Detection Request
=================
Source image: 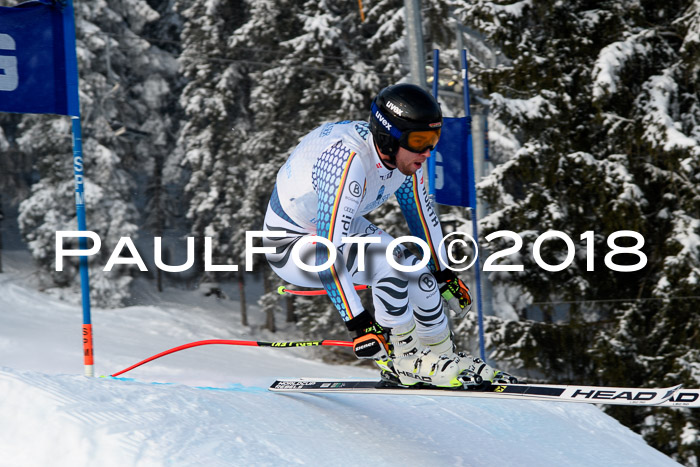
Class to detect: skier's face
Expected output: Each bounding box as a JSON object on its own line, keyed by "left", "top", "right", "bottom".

{"left": 393, "top": 145, "right": 431, "bottom": 176}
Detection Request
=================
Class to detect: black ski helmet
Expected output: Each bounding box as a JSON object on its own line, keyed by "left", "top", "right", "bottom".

{"left": 369, "top": 83, "right": 442, "bottom": 159}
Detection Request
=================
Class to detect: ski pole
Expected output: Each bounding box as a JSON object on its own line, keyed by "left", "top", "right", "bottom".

{"left": 110, "top": 338, "right": 353, "bottom": 377}
{"left": 277, "top": 285, "right": 370, "bottom": 296}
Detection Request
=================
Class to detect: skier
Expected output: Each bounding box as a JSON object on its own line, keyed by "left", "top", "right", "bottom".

{"left": 263, "top": 83, "right": 515, "bottom": 388}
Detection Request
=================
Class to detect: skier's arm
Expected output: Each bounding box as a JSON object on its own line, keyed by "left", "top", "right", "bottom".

{"left": 312, "top": 144, "right": 389, "bottom": 358}
{"left": 312, "top": 143, "right": 368, "bottom": 325}
{"left": 394, "top": 166, "right": 446, "bottom": 272}
{"left": 395, "top": 166, "right": 472, "bottom": 318}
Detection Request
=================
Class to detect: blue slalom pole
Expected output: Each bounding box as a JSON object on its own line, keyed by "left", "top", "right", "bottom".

{"left": 461, "top": 49, "right": 486, "bottom": 362}
{"left": 62, "top": 0, "right": 94, "bottom": 376}
{"left": 428, "top": 49, "right": 439, "bottom": 199}
{"left": 72, "top": 118, "right": 94, "bottom": 376}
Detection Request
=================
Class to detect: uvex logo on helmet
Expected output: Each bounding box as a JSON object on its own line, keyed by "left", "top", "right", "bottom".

{"left": 375, "top": 110, "right": 392, "bottom": 131}
{"left": 386, "top": 101, "right": 403, "bottom": 116}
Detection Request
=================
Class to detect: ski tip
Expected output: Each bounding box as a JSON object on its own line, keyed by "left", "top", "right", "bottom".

{"left": 660, "top": 387, "right": 700, "bottom": 408}
{"left": 663, "top": 384, "right": 684, "bottom": 400}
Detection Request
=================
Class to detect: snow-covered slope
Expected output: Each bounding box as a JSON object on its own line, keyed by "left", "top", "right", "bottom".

{"left": 0, "top": 252, "right": 680, "bottom": 466}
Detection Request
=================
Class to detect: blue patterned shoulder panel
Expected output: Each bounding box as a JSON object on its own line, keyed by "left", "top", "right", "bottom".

{"left": 354, "top": 121, "right": 370, "bottom": 140}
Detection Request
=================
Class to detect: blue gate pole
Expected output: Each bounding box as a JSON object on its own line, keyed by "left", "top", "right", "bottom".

{"left": 72, "top": 118, "right": 94, "bottom": 377}
{"left": 63, "top": 0, "right": 94, "bottom": 376}
{"left": 461, "top": 49, "right": 486, "bottom": 362}
{"left": 428, "top": 49, "right": 439, "bottom": 199}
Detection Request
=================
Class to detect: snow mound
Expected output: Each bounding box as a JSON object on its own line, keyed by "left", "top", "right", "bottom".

{"left": 0, "top": 367, "right": 680, "bottom": 466}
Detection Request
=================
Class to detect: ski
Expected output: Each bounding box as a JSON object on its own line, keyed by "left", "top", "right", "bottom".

{"left": 269, "top": 378, "right": 684, "bottom": 407}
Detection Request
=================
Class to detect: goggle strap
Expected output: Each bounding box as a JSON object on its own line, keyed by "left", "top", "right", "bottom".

{"left": 371, "top": 102, "right": 403, "bottom": 140}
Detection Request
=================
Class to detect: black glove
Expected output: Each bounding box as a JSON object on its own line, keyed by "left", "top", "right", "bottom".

{"left": 434, "top": 269, "right": 472, "bottom": 320}
{"left": 345, "top": 312, "right": 390, "bottom": 360}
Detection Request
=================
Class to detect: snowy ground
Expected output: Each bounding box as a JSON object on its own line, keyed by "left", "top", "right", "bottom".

{"left": 0, "top": 250, "right": 681, "bottom": 466}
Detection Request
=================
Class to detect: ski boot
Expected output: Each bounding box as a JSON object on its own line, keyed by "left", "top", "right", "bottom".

{"left": 388, "top": 326, "right": 467, "bottom": 388}
{"left": 374, "top": 320, "right": 426, "bottom": 386}
{"left": 377, "top": 323, "right": 517, "bottom": 389}
{"left": 455, "top": 355, "right": 518, "bottom": 389}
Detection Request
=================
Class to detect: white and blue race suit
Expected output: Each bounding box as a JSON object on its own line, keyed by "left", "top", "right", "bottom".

{"left": 263, "top": 120, "right": 450, "bottom": 338}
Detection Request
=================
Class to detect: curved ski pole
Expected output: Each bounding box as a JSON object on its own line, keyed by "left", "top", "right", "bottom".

{"left": 110, "top": 339, "right": 353, "bottom": 377}
{"left": 277, "top": 285, "right": 371, "bottom": 296}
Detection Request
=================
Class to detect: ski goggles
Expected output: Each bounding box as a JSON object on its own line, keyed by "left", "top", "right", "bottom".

{"left": 399, "top": 129, "right": 441, "bottom": 153}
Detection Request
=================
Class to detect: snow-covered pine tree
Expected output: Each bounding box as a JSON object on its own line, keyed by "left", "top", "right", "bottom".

{"left": 0, "top": 113, "right": 31, "bottom": 273}
{"left": 451, "top": 0, "right": 700, "bottom": 462}
{"left": 227, "top": 0, "right": 307, "bottom": 331}
{"left": 174, "top": 0, "right": 252, "bottom": 309}
{"left": 138, "top": 0, "right": 185, "bottom": 294}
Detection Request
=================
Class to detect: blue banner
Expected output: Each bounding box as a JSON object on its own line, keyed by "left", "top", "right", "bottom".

{"left": 433, "top": 116, "right": 475, "bottom": 208}
{"left": 0, "top": 1, "right": 77, "bottom": 116}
